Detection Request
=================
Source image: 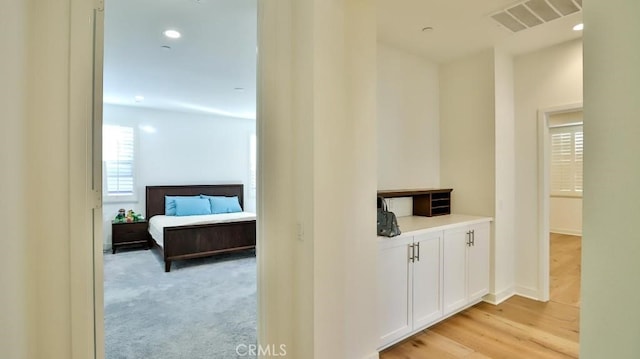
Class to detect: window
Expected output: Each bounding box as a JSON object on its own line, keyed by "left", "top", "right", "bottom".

{"left": 249, "top": 133, "right": 257, "bottom": 197}
{"left": 103, "top": 125, "right": 135, "bottom": 200}
{"left": 550, "top": 124, "right": 583, "bottom": 196}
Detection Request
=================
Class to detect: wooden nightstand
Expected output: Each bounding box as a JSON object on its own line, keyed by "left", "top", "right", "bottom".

{"left": 112, "top": 220, "right": 151, "bottom": 254}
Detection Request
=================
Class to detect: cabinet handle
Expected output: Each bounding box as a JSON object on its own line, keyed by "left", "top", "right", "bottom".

{"left": 472, "top": 230, "right": 475, "bottom": 246}
{"left": 416, "top": 242, "right": 420, "bottom": 262}
{"left": 466, "top": 231, "right": 471, "bottom": 247}
{"left": 408, "top": 244, "right": 415, "bottom": 263}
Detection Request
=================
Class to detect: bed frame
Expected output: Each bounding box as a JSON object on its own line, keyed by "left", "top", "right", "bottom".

{"left": 146, "top": 184, "right": 256, "bottom": 272}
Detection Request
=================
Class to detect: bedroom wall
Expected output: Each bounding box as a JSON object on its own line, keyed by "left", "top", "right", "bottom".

{"left": 0, "top": 1, "right": 34, "bottom": 358}
{"left": 513, "top": 39, "right": 583, "bottom": 297}
{"left": 102, "top": 104, "right": 256, "bottom": 250}
{"left": 377, "top": 42, "right": 440, "bottom": 191}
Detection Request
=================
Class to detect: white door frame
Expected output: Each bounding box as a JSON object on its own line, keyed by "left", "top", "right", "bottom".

{"left": 69, "top": 0, "right": 313, "bottom": 356}
{"left": 70, "top": 1, "right": 268, "bottom": 357}
{"left": 69, "top": 0, "right": 105, "bottom": 358}
{"left": 537, "top": 102, "right": 583, "bottom": 302}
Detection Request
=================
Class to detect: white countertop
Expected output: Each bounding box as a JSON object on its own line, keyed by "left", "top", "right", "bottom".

{"left": 378, "top": 214, "right": 493, "bottom": 240}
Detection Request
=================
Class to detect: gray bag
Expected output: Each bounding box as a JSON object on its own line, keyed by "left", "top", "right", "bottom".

{"left": 377, "top": 197, "right": 401, "bottom": 237}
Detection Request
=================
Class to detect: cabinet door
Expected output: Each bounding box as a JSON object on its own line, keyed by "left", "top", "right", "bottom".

{"left": 378, "top": 237, "right": 413, "bottom": 348}
{"left": 412, "top": 231, "right": 442, "bottom": 329}
{"left": 467, "top": 222, "right": 490, "bottom": 301}
{"left": 443, "top": 226, "right": 468, "bottom": 316}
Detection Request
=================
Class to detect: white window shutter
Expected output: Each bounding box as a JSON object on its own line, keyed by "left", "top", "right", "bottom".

{"left": 249, "top": 134, "right": 257, "bottom": 197}
{"left": 103, "top": 125, "right": 135, "bottom": 197}
{"left": 574, "top": 131, "right": 583, "bottom": 192}
{"left": 550, "top": 125, "right": 583, "bottom": 196}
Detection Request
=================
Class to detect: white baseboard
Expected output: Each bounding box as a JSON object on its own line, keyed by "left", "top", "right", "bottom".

{"left": 483, "top": 287, "right": 516, "bottom": 305}
{"left": 550, "top": 228, "right": 582, "bottom": 236}
{"left": 363, "top": 352, "right": 380, "bottom": 359}
{"left": 515, "top": 285, "right": 544, "bottom": 301}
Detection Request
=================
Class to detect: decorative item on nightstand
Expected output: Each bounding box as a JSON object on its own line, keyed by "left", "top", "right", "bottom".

{"left": 113, "top": 209, "right": 144, "bottom": 223}
{"left": 114, "top": 208, "right": 126, "bottom": 223}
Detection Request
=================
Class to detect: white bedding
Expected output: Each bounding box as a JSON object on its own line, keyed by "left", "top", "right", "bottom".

{"left": 148, "top": 212, "right": 256, "bottom": 247}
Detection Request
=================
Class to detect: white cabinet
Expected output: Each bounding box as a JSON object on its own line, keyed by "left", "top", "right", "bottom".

{"left": 378, "top": 232, "right": 442, "bottom": 348}
{"left": 443, "top": 222, "right": 490, "bottom": 316}
{"left": 442, "top": 225, "right": 468, "bottom": 315}
{"left": 378, "top": 236, "right": 413, "bottom": 346}
{"left": 412, "top": 233, "right": 442, "bottom": 329}
{"left": 467, "top": 222, "right": 490, "bottom": 301}
{"left": 378, "top": 217, "right": 492, "bottom": 350}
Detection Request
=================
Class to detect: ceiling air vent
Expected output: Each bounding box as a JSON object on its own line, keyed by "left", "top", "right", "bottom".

{"left": 490, "top": 0, "right": 582, "bottom": 33}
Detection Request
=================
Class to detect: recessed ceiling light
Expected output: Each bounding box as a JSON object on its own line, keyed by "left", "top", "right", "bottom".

{"left": 573, "top": 23, "right": 584, "bottom": 31}
{"left": 163, "top": 29, "right": 181, "bottom": 39}
{"left": 134, "top": 95, "right": 144, "bottom": 102}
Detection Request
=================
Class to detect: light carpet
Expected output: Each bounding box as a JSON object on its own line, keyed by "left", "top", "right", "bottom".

{"left": 104, "top": 247, "right": 257, "bottom": 359}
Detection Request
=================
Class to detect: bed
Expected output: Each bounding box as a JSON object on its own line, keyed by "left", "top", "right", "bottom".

{"left": 146, "top": 184, "right": 256, "bottom": 272}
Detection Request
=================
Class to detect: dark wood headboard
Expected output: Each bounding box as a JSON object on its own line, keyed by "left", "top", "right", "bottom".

{"left": 145, "top": 184, "right": 245, "bottom": 219}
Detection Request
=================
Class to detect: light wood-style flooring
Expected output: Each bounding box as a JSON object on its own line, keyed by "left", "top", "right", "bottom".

{"left": 380, "top": 233, "right": 581, "bottom": 359}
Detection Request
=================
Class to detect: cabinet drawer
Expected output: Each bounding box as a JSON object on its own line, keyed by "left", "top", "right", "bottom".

{"left": 114, "top": 231, "right": 148, "bottom": 243}
{"left": 112, "top": 222, "right": 149, "bottom": 243}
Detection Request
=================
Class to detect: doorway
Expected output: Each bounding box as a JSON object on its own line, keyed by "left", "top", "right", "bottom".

{"left": 537, "top": 104, "right": 583, "bottom": 303}
{"left": 100, "top": 0, "right": 258, "bottom": 357}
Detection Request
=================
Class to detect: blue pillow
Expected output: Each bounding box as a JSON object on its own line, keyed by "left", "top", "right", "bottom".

{"left": 202, "top": 195, "right": 243, "bottom": 214}
{"left": 165, "top": 195, "right": 200, "bottom": 216}
{"left": 174, "top": 197, "right": 212, "bottom": 216}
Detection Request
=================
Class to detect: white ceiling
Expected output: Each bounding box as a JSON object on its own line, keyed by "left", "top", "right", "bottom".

{"left": 103, "top": 0, "right": 582, "bottom": 117}
{"left": 103, "top": 0, "right": 258, "bottom": 119}
{"left": 378, "top": 0, "right": 583, "bottom": 63}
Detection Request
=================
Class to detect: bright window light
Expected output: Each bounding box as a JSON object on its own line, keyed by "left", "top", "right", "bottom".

{"left": 139, "top": 125, "right": 156, "bottom": 133}
{"left": 103, "top": 125, "right": 135, "bottom": 198}
{"left": 573, "top": 23, "right": 584, "bottom": 31}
